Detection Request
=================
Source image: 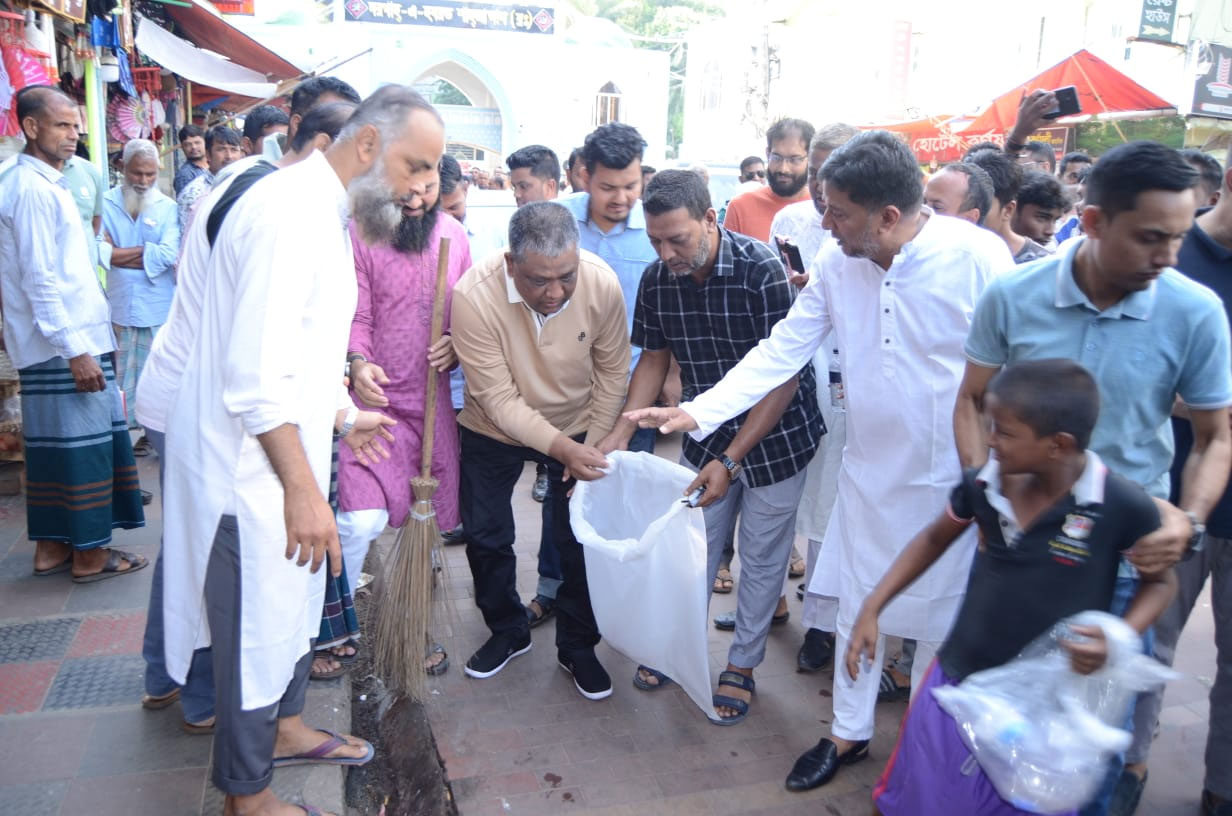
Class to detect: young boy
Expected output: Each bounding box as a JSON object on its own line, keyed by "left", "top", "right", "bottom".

{"left": 845, "top": 359, "right": 1177, "bottom": 816}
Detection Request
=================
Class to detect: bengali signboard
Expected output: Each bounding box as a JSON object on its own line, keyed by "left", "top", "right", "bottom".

{"left": 1138, "top": 0, "right": 1177, "bottom": 43}
{"left": 901, "top": 125, "right": 1069, "bottom": 164}
{"left": 1193, "top": 42, "right": 1232, "bottom": 120}
{"left": 343, "top": 0, "right": 555, "bottom": 34}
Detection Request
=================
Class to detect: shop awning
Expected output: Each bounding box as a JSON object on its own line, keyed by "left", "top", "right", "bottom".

{"left": 162, "top": 0, "right": 302, "bottom": 81}
{"left": 135, "top": 16, "right": 279, "bottom": 99}
{"left": 965, "top": 49, "right": 1175, "bottom": 133}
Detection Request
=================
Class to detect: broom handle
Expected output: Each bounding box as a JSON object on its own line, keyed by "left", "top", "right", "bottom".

{"left": 420, "top": 236, "right": 451, "bottom": 479}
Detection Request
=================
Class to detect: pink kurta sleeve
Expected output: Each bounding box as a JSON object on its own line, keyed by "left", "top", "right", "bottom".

{"left": 347, "top": 221, "right": 376, "bottom": 359}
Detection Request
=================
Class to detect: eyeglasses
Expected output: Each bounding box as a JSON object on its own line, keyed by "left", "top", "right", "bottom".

{"left": 768, "top": 152, "right": 808, "bottom": 167}
{"left": 742, "top": 170, "right": 766, "bottom": 180}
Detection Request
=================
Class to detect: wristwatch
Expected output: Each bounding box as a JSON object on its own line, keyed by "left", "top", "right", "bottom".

{"left": 718, "top": 454, "right": 743, "bottom": 483}
{"left": 1184, "top": 510, "right": 1206, "bottom": 559}
{"left": 346, "top": 353, "right": 367, "bottom": 380}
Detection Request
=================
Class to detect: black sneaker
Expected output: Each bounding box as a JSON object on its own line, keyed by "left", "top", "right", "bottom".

{"left": 463, "top": 632, "right": 532, "bottom": 679}
{"left": 557, "top": 650, "right": 612, "bottom": 700}
{"left": 531, "top": 465, "right": 549, "bottom": 503}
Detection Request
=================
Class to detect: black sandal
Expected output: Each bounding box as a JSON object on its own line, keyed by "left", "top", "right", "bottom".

{"left": 525, "top": 594, "right": 556, "bottom": 628}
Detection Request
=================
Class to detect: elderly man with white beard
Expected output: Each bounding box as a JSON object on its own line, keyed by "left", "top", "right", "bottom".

{"left": 160, "top": 86, "right": 443, "bottom": 816}
{"left": 101, "top": 138, "right": 180, "bottom": 437}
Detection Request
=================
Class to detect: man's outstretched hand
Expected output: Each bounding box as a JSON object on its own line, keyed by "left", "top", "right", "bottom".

{"left": 623, "top": 406, "right": 700, "bottom": 434}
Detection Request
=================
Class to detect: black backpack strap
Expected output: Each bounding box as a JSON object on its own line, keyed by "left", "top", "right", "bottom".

{"left": 206, "top": 160, "right": 278, "bottom": 248}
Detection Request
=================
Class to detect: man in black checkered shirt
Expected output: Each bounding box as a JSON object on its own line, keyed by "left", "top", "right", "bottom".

{"left": 598, "top": 169, "right": 824, "bottom": 726}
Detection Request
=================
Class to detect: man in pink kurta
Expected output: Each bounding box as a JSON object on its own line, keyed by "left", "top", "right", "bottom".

{"left": 336, "top": 209, "right": 471, "bottom": 601}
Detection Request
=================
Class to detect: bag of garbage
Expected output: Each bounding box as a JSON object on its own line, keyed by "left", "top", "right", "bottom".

{"left": 570, "top": 450, "right": 712, "bottom": 715}
{"left": 931, "top": 610, "right": 1177, "bottom": 814}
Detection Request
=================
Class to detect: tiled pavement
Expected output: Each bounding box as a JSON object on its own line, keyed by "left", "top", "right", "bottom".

{"left": 0, "top": 446, "right": 349, "bottom": 816}
{"left": 425, "top": 434, "right": 1225, "bottom": 816}
{"left": 0, "top": 432, "right": 1223, "bottom": 815}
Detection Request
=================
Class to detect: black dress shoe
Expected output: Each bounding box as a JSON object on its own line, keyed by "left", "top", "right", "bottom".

{"left": 796, "top": 628, "right": 835, "bottom": 673}
{"left": 784, "top": 737, "right": 869, "bottom": 792}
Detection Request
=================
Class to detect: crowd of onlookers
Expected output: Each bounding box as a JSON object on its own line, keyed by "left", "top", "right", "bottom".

{"left": 2, "top": 75, "right": 1230, "bottom": 816}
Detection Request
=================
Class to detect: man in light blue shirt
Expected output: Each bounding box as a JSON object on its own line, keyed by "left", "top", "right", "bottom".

{"left": 953, "top": 141, "right": 1232, "bottom": 816}
{"left": 557, "top": 122, "right": 660, "bottom": 453}
{"left": 101, "top": 138, "right": 180, "bottom": 435}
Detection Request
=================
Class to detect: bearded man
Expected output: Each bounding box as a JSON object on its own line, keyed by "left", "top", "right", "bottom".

{"left": 101, "top": 139, "right": 180, "bottom": 436}
{"left": 337, "top": 148, "right": 472, "bottom": 674}
{"left": 160, "top": 86, "right": 441, "bottom": 816}
{"left": 722, "top": 118, "right": 815, "bottom": 243}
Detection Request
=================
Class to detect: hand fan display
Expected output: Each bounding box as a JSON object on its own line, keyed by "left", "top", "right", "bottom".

{"left": 107, "top": 93, "right": 151, "bottom": 142}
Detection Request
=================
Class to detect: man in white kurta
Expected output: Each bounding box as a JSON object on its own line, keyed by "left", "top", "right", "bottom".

{"left": 629, "top": 131, "right": 1013, "bottom": 791}
{"left": 160, "top": 86, "right": 445, "bottom": 812}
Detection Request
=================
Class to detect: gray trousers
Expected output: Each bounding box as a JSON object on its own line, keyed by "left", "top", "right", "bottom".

{"left": 688, "top": 456, "right": 807, "bottom": 669}
{"left": 1127, "top": 535, "right": 1232, "bottom": 798}
{"left": 206, "top": 515, "right": 313, "bottom": 796}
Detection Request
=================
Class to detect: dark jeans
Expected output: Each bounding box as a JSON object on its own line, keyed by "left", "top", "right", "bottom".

{"left": 460, "top": 426, "right": 600, "bottom": 655}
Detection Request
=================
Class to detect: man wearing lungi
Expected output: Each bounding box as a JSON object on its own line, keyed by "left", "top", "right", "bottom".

{"left": 0, "top": 86, "right": 146, "bottom": 582}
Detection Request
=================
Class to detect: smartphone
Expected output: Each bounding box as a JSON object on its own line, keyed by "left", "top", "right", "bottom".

{"left": 1042, "top": 86, "right": 1081, "bottom": 119}
{"left": 775, "top": 236, "right": 806, "bottom": 275}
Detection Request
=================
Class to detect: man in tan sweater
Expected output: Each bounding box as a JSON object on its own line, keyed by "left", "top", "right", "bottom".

{"left": 451, "top": 201, "right": 631, "bottom": 699}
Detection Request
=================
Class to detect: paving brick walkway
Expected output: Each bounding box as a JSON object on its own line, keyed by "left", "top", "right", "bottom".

{"left": 0, "top": 448, "right": 349, "bottom": 816}
{"left": 0, "top": 433, "right": 1221, "bottom": 814}
{"left": 425, "top": 435, "right": 1223, "bottom": 816}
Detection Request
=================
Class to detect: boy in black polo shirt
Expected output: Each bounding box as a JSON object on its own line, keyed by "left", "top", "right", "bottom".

{"left": 843, "top": 359, "right": 1176, "bottom": 816}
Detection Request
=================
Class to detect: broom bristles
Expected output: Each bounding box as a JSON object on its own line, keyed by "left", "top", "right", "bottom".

{"left": 372, "top": 476, "right": 440, "bottom": 701}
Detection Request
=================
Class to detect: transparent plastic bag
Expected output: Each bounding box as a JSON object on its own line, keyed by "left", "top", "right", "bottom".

{"left": 569, "top": 451, "right": 712, "bottom": 715}
{"left": 932, "top": 611, "right": 1177, "bottom": 814}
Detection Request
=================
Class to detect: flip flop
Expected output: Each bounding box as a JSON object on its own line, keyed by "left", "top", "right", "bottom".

{"left": 310, "top": 652, "right": 350, "bottom": 681}
{"left": 711, "top": 670, "right": 755, "bottom": 726}
{"left": 425, "top": 642, "right": 449, "bottom": 676}
{"left": 272, "top": 729, "right": 374, "bottom": 768}
{"left": 632, "top": 665, "right": 674, "bottom": 691}
{"left": 877, "top": 668, "right": 911, "bottom": 703}
{"left": 72, "top": 549, "right": 148, "bottom": 583}
{"left": 788, "top": 556, "right": 806, "bottom": 578}
{"left": 713, "top": 609, "right": 789, "bottom": 631}
{"left": 141, "top": 688, "right": 180, "bottom": 710}
{"left": 713, "top": 567, "right": 734, "bottom": 594}
{"left": 182, "top": 715, "right": 215, "bottom": 735}
{"left": 33, "top": 552, "right": 73, "bottom": 576}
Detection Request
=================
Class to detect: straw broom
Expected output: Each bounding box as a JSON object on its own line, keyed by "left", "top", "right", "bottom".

{"left": 372, "top": 235, "right": 451, "bottom": 701}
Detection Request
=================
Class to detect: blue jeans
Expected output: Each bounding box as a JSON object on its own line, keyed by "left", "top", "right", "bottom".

{"left": 140, "top": 429, "right": 215, "bottom": 723}
{"left": 1079, "top": 572, "right": 1153, "bottom": 816}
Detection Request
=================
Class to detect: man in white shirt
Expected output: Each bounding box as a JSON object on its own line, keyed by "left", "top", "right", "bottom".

{"left": 627, "top": 131, "right": 1013, "bottom": 791}
{"left": 767, "top": 122, "right": 858, "bottom": 674}
{"left": 0, "top": 86, "right": 147, "bottom": 583}
{"left": 159, "top": 86, "right": 441, "bottom": 816}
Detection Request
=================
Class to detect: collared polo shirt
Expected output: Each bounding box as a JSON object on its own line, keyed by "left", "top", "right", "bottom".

{"left": 938, "top": 451, "right": 1160, "bottom": 680}
{"left": 966, "top": 236, "right": 1232, "bottom": 499}
{"left": 633, "top": 228, "right": 823, "bottom": 487}
{"left": 1170, "top": 210, "right": 1232, "bottom": 536}
{"left": 557, "top": 192, "right": 657, "bottom": 372}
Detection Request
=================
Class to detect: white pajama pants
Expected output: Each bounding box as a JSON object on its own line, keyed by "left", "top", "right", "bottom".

{"left": 336, "top": 508, "right": 390, "bottom": 598}
{"left": 830, "top": 630, "right": 938, "bottom": 741}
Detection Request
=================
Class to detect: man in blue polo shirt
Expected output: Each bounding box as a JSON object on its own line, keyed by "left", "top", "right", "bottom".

{"left": 953, "top": 141, "right": 1232, "bottom": 816}
{"left": 1133, "top": 159, "right": 1232, "bottom": 816}
{"left": 558, "top": 122, "right": 663, "bottom": 454}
